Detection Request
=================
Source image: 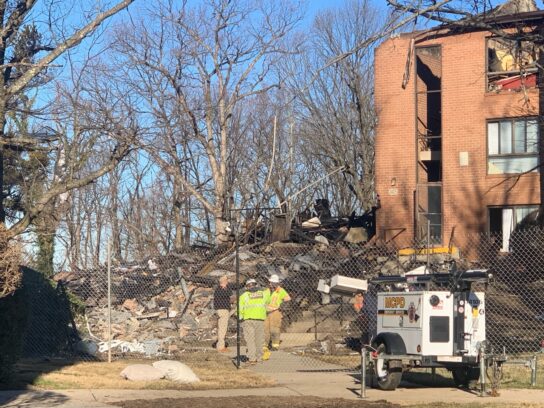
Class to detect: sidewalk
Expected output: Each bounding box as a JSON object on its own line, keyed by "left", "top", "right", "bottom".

{"left": 2, "top": 350, "right": 544, "bottom": 407}
{"left": 3, "top": 384, "right": 544, "bottom": 407}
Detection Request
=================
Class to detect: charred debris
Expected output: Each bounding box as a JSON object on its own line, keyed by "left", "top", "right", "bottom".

{"left": 52, "top": 199, "right": 462, "bottom": 357}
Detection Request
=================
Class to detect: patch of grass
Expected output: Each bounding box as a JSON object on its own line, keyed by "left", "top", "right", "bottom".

{"left": 407, "top": 404, "right": 543, "bottom": 408}
{"left": 8, "top": 353, "right": 275, "bottom": 390}
{"left": 309, "top": 352, "right": 544, "bottom": 389}
{"left": 401, "top": 356, "right": 544, "bottom": 389}
{"left": 302, "top": 353, "right": 361, "bottom": 368}
{"left": 32, "top": 376, "right": 80, "bottom": 389}
{"left": 493, "top": 354, "right": 543, "bottom": 389}
{"left": 402, "top": 361, "right": 544, "bottom": 390}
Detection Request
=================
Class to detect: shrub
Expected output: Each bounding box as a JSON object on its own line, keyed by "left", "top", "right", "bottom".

{"left": 0, "top": 225, "right": 25, "bottom": 382}
{"left": 0, "top": 283, "right": 27, "bottom": 382}
{"left": 0, "top": 225, "right": 22, "bottom": 298}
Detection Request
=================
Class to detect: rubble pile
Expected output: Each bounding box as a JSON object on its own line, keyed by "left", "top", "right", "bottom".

{"left": 55, "top": 241, "right": 459, "bottom": 358}
{"left": 79, "top": 284, "right": 216, "bottom": 356}
{"left": 54, "top": 250, "right": 226, "bottom": 307}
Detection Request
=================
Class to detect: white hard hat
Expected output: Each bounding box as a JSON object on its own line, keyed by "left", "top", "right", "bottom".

{"left": 246, "top": 279, "right": 257, "bottom": 286}
{"left": 268, "top": 274, "right": 280, "bottom": 283}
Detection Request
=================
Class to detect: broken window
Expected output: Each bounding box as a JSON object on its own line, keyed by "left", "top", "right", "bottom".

{"left": 488, "top": 206, "right": 538, "bottom": 252}
{"left": 416, "top": 183, "right": 442, "bottom": 245}
{"left": 416, "top": 46, "right": 442, "bottom": 183}
{"left": 487, "top": 37, "right": 538, "bottom": 92}
{"left": 416, "top": 46, "right": 442, "bottom": 244}
{"left": 487, "top": 118, "right": 539, "bottom": 174}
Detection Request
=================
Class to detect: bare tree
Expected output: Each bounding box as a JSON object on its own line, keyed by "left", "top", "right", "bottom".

{"left": 0, "top": 0, "right": 135, "bottom": 243}
{"left": 24, "top": 56, "right": 140, "bottom": 275}
{"left": 112, "top": 0, "right": 303, "bottom": 244}
{"left": 282, "top": 0, "right": 385, "bottom": 215}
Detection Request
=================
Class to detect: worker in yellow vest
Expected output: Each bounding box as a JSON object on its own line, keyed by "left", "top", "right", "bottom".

{"left": 264, "top": 274, "right": 291, "bottom": 351}
{"left": 239, "top": 279, "right": 270, "bottom": 364}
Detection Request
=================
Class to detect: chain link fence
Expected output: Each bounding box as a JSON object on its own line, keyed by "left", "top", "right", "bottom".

{"left": 8, "top": 227, "right": 544, "bottom": 377}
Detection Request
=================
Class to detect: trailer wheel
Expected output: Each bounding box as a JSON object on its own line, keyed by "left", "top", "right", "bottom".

{"left": 374, "top": 343, "right": 403, "bottom": 390}
{"left": 452, "top": 367, "right": 480, "bottom": 388}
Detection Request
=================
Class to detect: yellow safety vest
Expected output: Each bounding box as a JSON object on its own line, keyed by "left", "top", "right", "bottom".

{"left": 265, "top": 287, "right": 289, "bottom": 310}
{"left": 239, "top": 290, "right": 269, "bottom": 320}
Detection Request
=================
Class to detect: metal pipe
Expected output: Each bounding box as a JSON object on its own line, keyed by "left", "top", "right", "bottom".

{"left": 360, "top": 348, "right": 367, "bottom": 399}
{"left": 369, "top": 354, "right": 421, "bottom": 361}
{"left": 531, "top": 355, "right": 537, "bottom": 387}
{"left": 479, "top": 345, "right": 486, "bottom": 397}
{"left": 107, "top": 239, "right": 112, "bottom": 364}
{"left": 278, "top": 165, "right": 346, "bottom": 208}
{"left": 426, "top": 220, "right": 430, "bottom": 274}
{"left": 503, "top": 360, "right": 532, "bottom": 365}
{"left": 314, "top": 310, "right": 318, "bottom": 341}
{"left": 235, "top": 226, "right": 241, "bottom": 369}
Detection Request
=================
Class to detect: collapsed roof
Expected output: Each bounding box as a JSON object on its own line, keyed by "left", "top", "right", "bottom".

{"left": 490, "top": 0, "right": 538, "bottom": 16}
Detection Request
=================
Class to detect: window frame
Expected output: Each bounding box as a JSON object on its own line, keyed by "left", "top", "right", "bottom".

{"left": 487, "top": 205, "right": 539, "bottom": 252}
{"left": 486, "top": 36, "right": 539, "bottom": 92}
{"left": 488, "top": 205, "right": 538, "bottom": 229}
{"left": 486, "top": 117, "right": 539, "bottom": 175}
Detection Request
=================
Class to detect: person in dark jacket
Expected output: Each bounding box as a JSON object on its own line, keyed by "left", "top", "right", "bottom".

{"left": 351, "top": 291, "right": 370, "bottom": 345}
{"left": 214, "top": 275, "right": 233, "bottom": 352}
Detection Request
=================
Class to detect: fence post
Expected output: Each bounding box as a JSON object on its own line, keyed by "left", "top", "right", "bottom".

{"left": 107, "top": 238, "right": 112, "bottom": 364}
{"left": 235, "top": 225, "right": 241, "bottom": 369}
{"left": 531, "top": 355, "right": 537, "bottom": 387}
{"left": 360, "top": 347, "right": 367, "bottom": 399}
{"left": 426, "top": 220, "right": 430, "bottom": 273}
{"left": 314, "top": 310, "right": 318, "bottom": 341}
{"left": 479, "top": 344, "right": 486, "bottom": 397}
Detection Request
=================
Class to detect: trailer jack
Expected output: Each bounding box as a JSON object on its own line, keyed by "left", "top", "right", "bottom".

{"left": 479, "top": 346, "right": 507, "bottom": 397}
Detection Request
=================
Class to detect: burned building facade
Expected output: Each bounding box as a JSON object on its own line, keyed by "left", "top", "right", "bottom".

{"left": 374, "top": 3, "right": 542, "bottom": 252}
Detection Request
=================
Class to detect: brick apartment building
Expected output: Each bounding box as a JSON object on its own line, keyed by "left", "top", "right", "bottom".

{"left": 374, "top": 0, "right": 543, "bottom": 252}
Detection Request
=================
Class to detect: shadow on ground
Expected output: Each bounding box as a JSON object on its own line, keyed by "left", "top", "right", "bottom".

{"left": 0, "top": 267, "right": 87, "bottom": 390}
{"left": 0, "top": 390, "right": 70, "bottom": 407}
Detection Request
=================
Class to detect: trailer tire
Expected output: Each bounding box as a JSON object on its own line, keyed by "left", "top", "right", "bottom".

{"left": 452, "top": 367, "right": 480, "bottom": 388}
{"left": 374, "top": 343, "right": 403, "bottom": 390}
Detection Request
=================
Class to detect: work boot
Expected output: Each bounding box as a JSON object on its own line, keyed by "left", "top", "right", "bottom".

{"left": 262, "top": 346, "right": 271, "bottom": 361}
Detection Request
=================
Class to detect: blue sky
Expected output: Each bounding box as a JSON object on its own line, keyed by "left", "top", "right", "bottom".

{"left": 306, "top": 0, "right": 389, "bottom": 19}
{"left": 307, "top": 0, "right": 345, "bottom": 16}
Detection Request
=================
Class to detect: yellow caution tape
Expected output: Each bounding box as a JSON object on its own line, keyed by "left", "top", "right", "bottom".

{"left": 398, "top": 246, "right": 459, "bottom": 256}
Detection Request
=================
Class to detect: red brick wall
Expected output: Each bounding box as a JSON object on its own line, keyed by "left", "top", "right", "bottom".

{"left": 374, "top": 30, "right": 540, "bottom": 246}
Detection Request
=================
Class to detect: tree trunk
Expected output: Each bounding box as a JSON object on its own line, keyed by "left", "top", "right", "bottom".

{"left": 109, "top": 172, "right": 122, "bottom": 261}
{"left": 34, "top": 200, "right": 59, "bottom": 277}
{"left": 173, "top": 184, "right": 185, "bottom": 250}
{"left": 215, "top": 215, "right": 231, "bottom": 245}
{"left": 0, "top": 105, "right": 6, "bottom": 224}
{"left": 36, "top": 227, "right": 55, "bottom": 277}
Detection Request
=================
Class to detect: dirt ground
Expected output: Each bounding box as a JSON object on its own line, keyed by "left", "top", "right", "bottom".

{"left": 112, "top": 396, "right": 397, "bottom": 408}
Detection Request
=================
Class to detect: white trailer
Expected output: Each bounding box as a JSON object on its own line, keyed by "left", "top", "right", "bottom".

{"left": 370, "top": 270, "right": 491, "bottom": 390}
